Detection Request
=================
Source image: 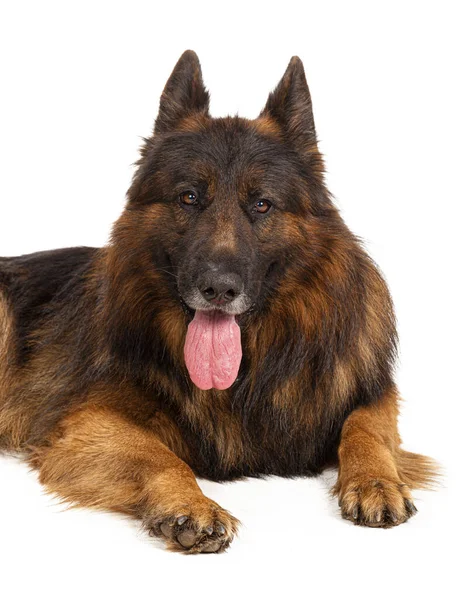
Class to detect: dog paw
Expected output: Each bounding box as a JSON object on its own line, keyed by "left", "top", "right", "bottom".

{"left": 145, "top": 497, "right": 239, "bottom": 553}
{"left": 338, "top": 477, "right": 417, "bottom": 528}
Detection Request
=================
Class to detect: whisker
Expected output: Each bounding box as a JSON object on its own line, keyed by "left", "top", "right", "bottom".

{"left": 153, "top": 267, "right": 179, "bottom": 280}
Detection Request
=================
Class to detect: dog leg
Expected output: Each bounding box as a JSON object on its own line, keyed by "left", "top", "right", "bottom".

{"left": 33, "top": 405, "right": 239, "bottom": 553}
{"left": 335, "top": 387, "right": 434, "bottom": 527}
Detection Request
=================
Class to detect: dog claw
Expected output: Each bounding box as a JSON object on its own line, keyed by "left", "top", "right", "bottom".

{"left": 177, "top": 515, "right": 188, "bottom": 525}
{"left": 388, "top": 510, "right": 399, "bottom": 524}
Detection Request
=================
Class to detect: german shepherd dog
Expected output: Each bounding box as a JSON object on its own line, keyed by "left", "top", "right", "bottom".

{"left": 0, "top": 51, "right": 436, "bottom": 553}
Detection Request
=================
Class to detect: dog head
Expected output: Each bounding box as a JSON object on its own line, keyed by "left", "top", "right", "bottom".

{"left": 125, "top": 50, "right": 328, "bottom": 317}
{"left": 111, "top": 51, "right": 334, "bottom": 389}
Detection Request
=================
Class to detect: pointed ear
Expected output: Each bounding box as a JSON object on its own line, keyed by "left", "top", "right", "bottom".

{"left": 154, "top": 50, "right": 210, "bottom": 134}
{"left": 260, "top": 56, "right": 316, "bottom": 151}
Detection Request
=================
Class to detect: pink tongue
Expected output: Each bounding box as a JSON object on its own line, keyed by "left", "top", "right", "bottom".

{"left": 184, "top": 310, "right": 242, "bottom": 390}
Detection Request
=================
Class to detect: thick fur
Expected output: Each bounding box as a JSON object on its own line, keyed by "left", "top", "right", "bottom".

{"left": 0, "top": 51, "right": 436, "bottom": 552}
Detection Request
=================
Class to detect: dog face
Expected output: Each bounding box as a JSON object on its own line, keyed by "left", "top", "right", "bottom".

{"left": 104, "top": 51, "right": 394, "bottom": 395}
{"left": 126, "top": 51, "right": 327, "bottom": 321}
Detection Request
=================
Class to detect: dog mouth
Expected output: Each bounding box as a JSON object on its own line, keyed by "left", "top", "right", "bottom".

{"left": 176, "top": 270, "right": 261, "bottom": 391}
{"left": 173, "top": 262, "right": 277, "bottom": 391}
{"left": 179, "top": 298, "right": 254, "bottom": 392}
{"left": 183, "top": 308, "right": 242, "bottom": 391}
{"left": 180, "top": 300, "right": 250, "bottom": 322}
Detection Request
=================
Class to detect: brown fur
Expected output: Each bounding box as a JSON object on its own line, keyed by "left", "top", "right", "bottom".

{"left": 33, "top": 401, "right": 238, "bottom": 553}
{"left": 334, "top": 387, "right": 434, "bottom": 527}
{"left": 0, "top": 51, "right": 437, "bottom": 552}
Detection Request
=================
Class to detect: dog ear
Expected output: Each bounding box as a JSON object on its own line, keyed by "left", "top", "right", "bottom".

{"left": 260, "top": 56, "right": 316, "bottom": 151}
{"left": 154, "top": 50, "right": 209, "bottom": 134}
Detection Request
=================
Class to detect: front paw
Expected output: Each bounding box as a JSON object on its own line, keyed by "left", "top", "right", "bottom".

{"left": 338, "top": 476, "right": 418, "bottom": 528}
{"left": 145, "top": 497, "right": 239, "bottom": 554}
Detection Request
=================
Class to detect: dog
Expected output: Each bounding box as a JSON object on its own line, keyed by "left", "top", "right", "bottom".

{"left": 0, "top": 50, "right": 436, "bottom": 553}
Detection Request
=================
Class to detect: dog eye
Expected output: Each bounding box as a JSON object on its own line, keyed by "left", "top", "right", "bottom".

{"left": 180, "top": 191, "right": 198, "bottom": 206}
{"left": 253, "top": 199, "right": 272, "bottom": 214}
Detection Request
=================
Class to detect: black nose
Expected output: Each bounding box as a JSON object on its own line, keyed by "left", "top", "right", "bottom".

{"left": 197, "top": 271, "right": 243, "bottom": 306}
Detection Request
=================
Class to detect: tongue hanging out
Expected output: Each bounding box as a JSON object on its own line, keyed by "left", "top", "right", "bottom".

{"left": 184, "top": 310, "right": 242, "bottom": 390}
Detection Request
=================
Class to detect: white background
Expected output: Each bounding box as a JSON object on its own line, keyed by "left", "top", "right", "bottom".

{"left": 0, "top": 1, "right": 457, "bottom": 598}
